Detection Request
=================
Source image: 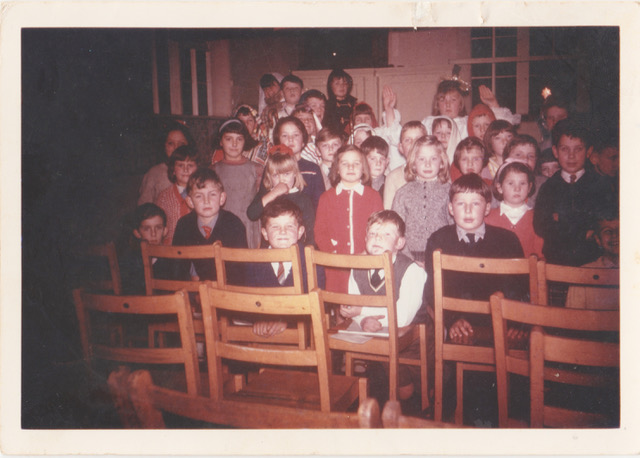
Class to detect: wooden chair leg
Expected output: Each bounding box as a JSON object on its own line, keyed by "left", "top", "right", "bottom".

{"left": 455, "top": 362, "right": 464, "bottom": 425}
{"left": 419, "top": 324, "right": 429, "bottom": 411}
{"left": 359, "top": 377, "right": 369, "bottom": 406}
{"left": 434, "top": 355, "right": 443, "bottom": 422}
{"left": 345, "top": 352, "right": 353, "bottom": 376}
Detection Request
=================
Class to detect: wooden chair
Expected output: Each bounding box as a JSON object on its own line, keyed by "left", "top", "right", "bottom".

{"left": 140, "top": 241, "right": 216, "bottom": 345}
{"left": 73, "top": 288, "right": 201, "bottom": 396}
{"left": 381, "top": 400, "right": 460, "bottom": 428}
{"left": 529, "top": 326, "right": 619, "bottom": 428}
{"left": 213, "top": 241, "right": 307, "bottom": 349}
{"left": 490, "top": 292, "right": 620, "bottom": 427}
{"left": 432, "top": 249, "right": 538, "bottom": 424}
{"left": 122, "top": 369, "right": 381, "bottom": 428}
{"left": 199, "top": 282, "right": 367, "bottom": 413}
{"left": 305, "top": 246, "right": 429, "bottom": 412}
{"left": 81, "top": 241, "right": 122, "bottom": 295}
{"left": 537, "top": 259, "right": 619, "bottom": 308}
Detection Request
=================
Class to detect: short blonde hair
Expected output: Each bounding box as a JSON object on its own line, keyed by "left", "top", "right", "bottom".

{"left": 262, "top": 152, "right": 306, "bottom": 190}
{"left": 404, "top": 135, "right": 450, "bottom": 183}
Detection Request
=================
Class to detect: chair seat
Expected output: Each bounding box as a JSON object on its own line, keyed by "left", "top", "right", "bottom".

{"left": 227, "top": 368, "right": 361, "bottom": 412}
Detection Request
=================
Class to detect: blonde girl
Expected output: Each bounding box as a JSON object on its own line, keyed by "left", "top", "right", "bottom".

{"left": 247, "top": 151, "right": 315, "bottom": 246}
{"left": 392, "top": 135, "right": 452, "bottom": 264}
{"left": 315, "top": 145, "right": 383, "bottom": 292}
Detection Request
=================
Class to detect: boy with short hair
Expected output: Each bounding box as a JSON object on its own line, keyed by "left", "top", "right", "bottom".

{"left": 172, "top": 168, "right": 247, "bottom": 282}
{"left": 339, "top": 210, "right": 427, "bottom": 404}
{"left": 278, "top": 74, "right": 304, "bottom": 118}
{"left": 383, "top": 121, "right": 427, "bottom": 209}
{"left": 590, "top": 137, "right": 619, "bottom": 198}
{"left": 119, "top": 203, "right": 171, "bottom": 294}
{"left": 247, "top": 197, "right": 324, "bottom": 337}
{"left": 533, "top": 118, "right": 615, "bottom": 266}
{"left": 361, "top": 136, "right": 390, "bottom": 197}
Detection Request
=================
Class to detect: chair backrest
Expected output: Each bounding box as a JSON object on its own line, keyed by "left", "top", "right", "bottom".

{"left": 490, "top": 292, "right": 619, "bottom": 427}
{"left": 73, "top": 288, "right": 201, "bottom": 395}
{"left": 125, "top": 369, "right": 382, "bottom": 429}
{"left": 536, "top": 260, "right": 619, "bottom": 307}
{"left": 529, "top": 327, "right": 619, "bottom": 428}
{"left": 213, "top": 241, "right": 304, "bottom": 294}
{"left": 82, "top": 242, "right": 122, "bottom": 295}
{"left": 140, "top": 241, "right": 216, "bottom": 294}
{"left": 199, "top": 282, "right": 336, "bottom": 411}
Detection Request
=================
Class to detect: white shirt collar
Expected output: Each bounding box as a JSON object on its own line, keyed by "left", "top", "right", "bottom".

{"left": 499, "top": 201, "right": 530, "bottom": 225}
{"left": 561, "top": 168, "right": 586, "bottom": 183}
{"left": 456, "top": 223, "right": 486, "bottom": 242}
{"left": 336, "top": 182, "right": 364, "bottom": 196}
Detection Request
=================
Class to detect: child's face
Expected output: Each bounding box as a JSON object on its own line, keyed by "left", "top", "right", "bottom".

{"left": 540, "top": 161, "right": 560, "bottom": 178}
{"left": 221, "top": 132, "right": 246, "bottom": 161}
{"left": 471, "top": 114, "right": 491, "bottom": 139}
{"left": 318, "top": 138, "right": 342, "bottom": 165}
{"left": 270, "top": 169, "right": 296, "bottom": 189}
{"left": 496, "top": 170, "right": 531, "bottom": 207}
{"left": 307, "top": 97, "right": 325, "bottom": 122}
{"left": 366, "top": 150, "right": 389, "bottom": 179}
{"left": 279, "top": 122, "right": 305, "bottom": 157}
{"left": 595, "top": 219, "right": 619, "bottom": 259}
{"left": 433, "top": 122, "right": 452, "bottom": 149}
{"left": 263, "top": 81, "right": 281, "bottom": 104}
{"left": 437, "top": 90, "right": 464, "bottom": 119}
{"left": 509, "top": 144, "right": 537, "bottom": 171}
{"left": 354, "top": 113, "right": 373, "bottom": 126}
{"left": 261, "top": 213, "right": 304, "bottom": 249}
{"left": 165, "top": 130, "right": 188, "bottom": 157}
{"left": 544, "top": 106, "right": 568, "bottom": 133}
{"left": 338, "top": 151, "right": 364, "bottom": 187}
{"left": 365, "top": 221, "right": 405, "bottom": 256}
{"left": 282, "top": 81, "right": 302, "bottom": 106}
{"left": 399, "top": 127, "right": 425, "bottom": 158}
{"left": 414, "top": 145, "right": 442, "bottom": 181}
{"left": 186, "top": 181, "right": 227, "bottom": 223}
{"left": 552, "top": 135, "right": 591, "bottom": 174}
{"left": 590, "top": 146, "right": 619, "bottom": 177}
{"left": 331, "top": 77, "right": 349, "bottom": 99}
{"left": 295, "top": 112, "right": 317, "bottom": 137}
{"left": 448, "top": 192, "right": 491, "bottom": 233}
{"left": 174, "top": 159, "right": 197, "bottom": 187}
{"left": 237, "top": 113, "right": 256, "bottom": 135}
{"left": 458, "top": 147, "right": 484, "bottom": 175}
{"left": 134, "top": 215, "right": 167, "bottom": 245}
{"left": 491, "top": 131, "right": 514, "bottom": 159}
{"left": 353, "top": 130, "right": 370, "bottom": 148}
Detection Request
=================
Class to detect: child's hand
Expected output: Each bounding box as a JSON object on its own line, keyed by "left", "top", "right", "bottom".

{"left": 448, "top": 319, "right": 474, "bottom": 344}
{"left": 507, "top": 326, "right": 529, "bottom": 345}
{"left": 252, "top": 320, "right": 287, "bottom": 337}
{"left": 382, "top": 86, "right": 397, "bottom": 110}
{"left": 340, "top": 304, "right": 362, "bottom": 318}
{"left": 271, "top": 182, "right": 290, "bottom": 196}
{"left": 361, "top": 316, "right": 384, "bottom": 332}
{"left": 479, "top": 85, "right": 499, "bottom": 108}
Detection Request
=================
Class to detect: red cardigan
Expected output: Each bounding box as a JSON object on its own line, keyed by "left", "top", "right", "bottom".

{"left": 485, "top": 207, "right": 543, "bottom": 258}
{"left": 314, "top": 184, "right": 383, "bottom": 292}
{"left": 155, "top": 184, "right": 191, "bottom": 245}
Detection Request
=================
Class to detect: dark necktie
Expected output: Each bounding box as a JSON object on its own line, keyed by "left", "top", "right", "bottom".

{"left": 466, "top": 233, "right": 476, "bottom": 245}
{"left": 570, "top": 174, "right": 577, "bottom": 184}
{"left": 370, "top": 269, "right": 383, "bottom": 289}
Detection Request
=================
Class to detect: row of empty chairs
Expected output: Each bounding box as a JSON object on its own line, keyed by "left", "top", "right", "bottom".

{"left": 76, "top": 241, "right": 619, "bottom": 428}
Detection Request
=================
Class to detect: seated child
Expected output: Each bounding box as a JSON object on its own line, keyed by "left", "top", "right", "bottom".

{"left": 278, "top": 73, "right": 304, "bottom": 118}
{"left": 294, "top": 105, "right": 320, "bottom": 164}
{"left": 212, "top": 119, "right": 262, "bottom": 248}
{"left": 590, "top": 137, "right": 619, "bottom": 197}
{"left": 538, "top": 95, "right": 570, "bottom": 151}
{"left": 533, "top": 118, "right": 615, "bottom": 266}
{"left": 383, "top": 121, "right": 427, "bottom": 209}
{"left": 361, "top": 135, "right": 390, "bottom": 197}
{"left": 449, "top": 136, "right": 492, "bottom": 185}
{"left": 300, "top": 89, "right": 326, "bottom": 132}
{"left": 467, "top": 103, "right": 496, "bottom": 140}
{"left": 339, "top": 210, "right": 427, "bottom": 402}
{"left": 423, "top": 174, "right": 527, "bottom": 345}
{"left": 118, "top": 203, "right": 172, "bottom": 295}
{"left": 483, "top": 119, "right": 516, "bottom": 178}
{"left": 350, "top": 123, "right": 374, "bottom": 148}
{"left": 566, "top": 209, "right": 619, "bottom": 310}
{"left": 501, "top": 134, "right": 547, "bottom": 208}
{"left": 392, "top": 135, "right": 452, "bottom": 265}
{"left": 431, "top": 116, "right": 461, "bottom": 165}
{"left": 233, "top": 104, "right": 271, "bottom": 167}
{"left": 485, "top": 160, "right": 543, "bottom": 258}
{"left": 154, "top": 145, "right": 198, "bottom": 245}
{"left": 539, "top": 147, "right": 560, "bottom": 178}
{"left": 315, "top": 127, "right": 344, "bottom": 189}
{"left": 246, "top": 197, "right": 324, "bottom": 336}
{"left": 246, "top": 151, "right": 315, "bottom": 246}
{"left": 172, "top": 168, "right": 247, "bottom": 283}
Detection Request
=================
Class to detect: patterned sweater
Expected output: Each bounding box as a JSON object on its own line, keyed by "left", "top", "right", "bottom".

{"left": 392, "top": 179, "right": 452, "bottom": 260}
